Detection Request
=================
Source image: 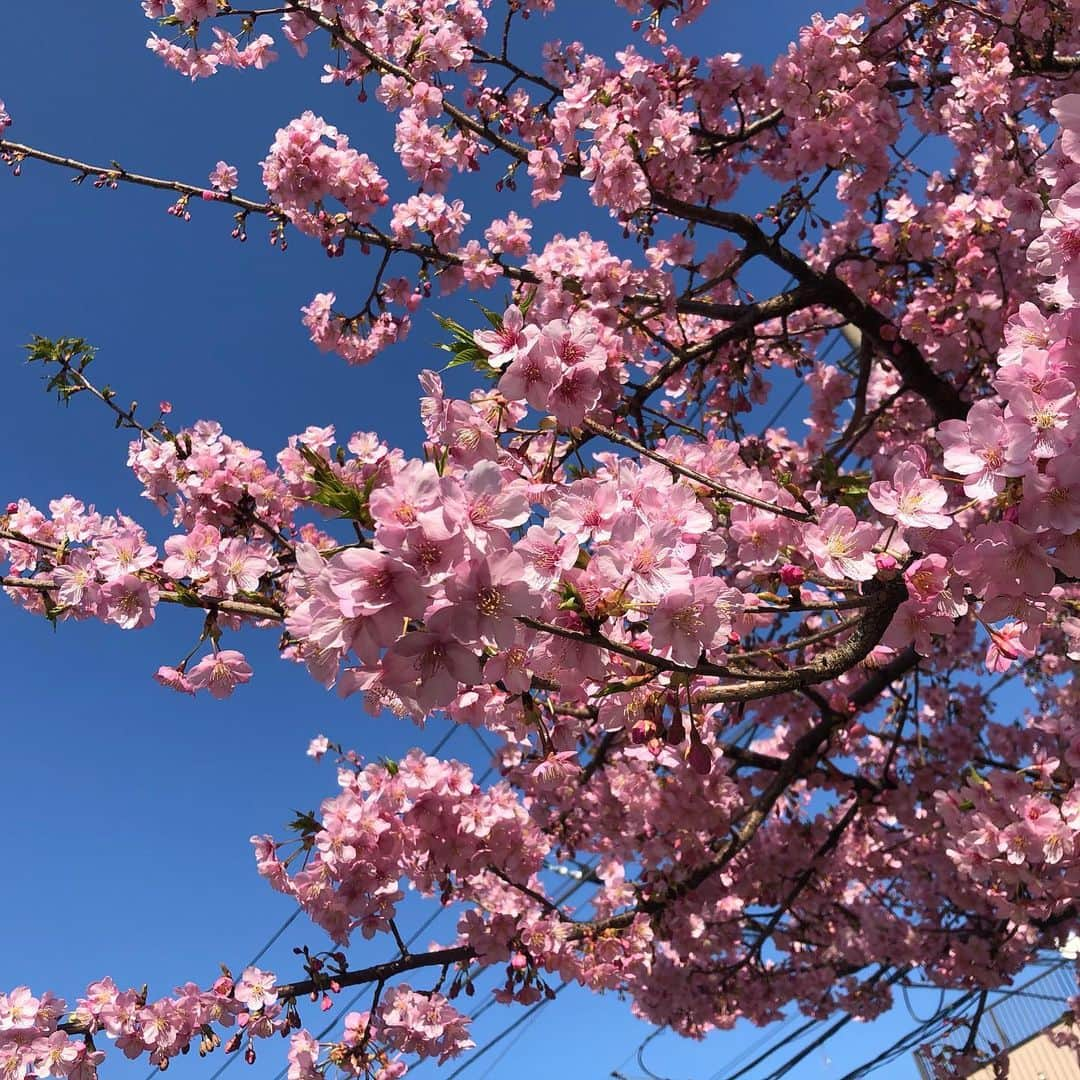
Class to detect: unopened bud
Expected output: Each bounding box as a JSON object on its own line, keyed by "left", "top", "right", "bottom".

{"left": 779, "top": 563, "right": 805, "bottom": 588}
{"left": 875, "top": 553, "right": 899, "bottom": 575}
{"left": 687, "top": 739, "right": 712, "bottom": 776}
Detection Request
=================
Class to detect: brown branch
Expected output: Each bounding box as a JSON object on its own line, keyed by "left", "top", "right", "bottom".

{"left": 694, "top": 577, "right": 907, "bottom": 704}
{"left": 579, "top": 419, "right": 813, "bottom": 521}
{"left": 647, "top": 196, "right": 968, "bottom": 422}
{"left": 740, "top": 798, "right": 863, "bottom": 969}
{"left": 58, "top": 945, "right": 476, "bottom": 1036}
{"left": 1, "top": 575, "right": 283, "bottom": 621}
{"left": 580, "top": 621, "right": 913, "bottom": 936}
{"left": 517, "top": 615, "right": 791, "bottom": 682}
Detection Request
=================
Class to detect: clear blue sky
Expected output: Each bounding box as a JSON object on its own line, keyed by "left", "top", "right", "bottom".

{"left": 0, "top": 4, "right": 1030, "bottom": 1079}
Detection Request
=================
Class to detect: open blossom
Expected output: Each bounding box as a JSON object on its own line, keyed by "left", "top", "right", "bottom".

{"left": 154, "top": 665, "right": 195, "bottom": 694}
{"left": 984, "top": 620, "right": 1039, "bottom": 673}
{"left": 440, "top": 460, "right": 530, "bottom": 543}
{"left": 0, "top": 987, "right": 40, "bottom": 1030}
{"left": 51, "top": 551, "right": 100, "bottom": 611}
{"left": 234, "top": 967, "right": 277, "bottom": 1012}
{"left": 867, "top": 462, "right": 951, "bottom": 530}
{"left": 186, "top": 649, "right": 253, "bottom": 699}
{"left": 952, "top": 523, "right": 1056, "bottom": 598}
{"left": 514, "top": 525, "right": 579, "bottom": 588}
{"left": 209, "top": 160, "right": 238, "bottom": 192}
{"left": 162, "top": 525, "right": 220, "bottom": 580}
{"left": 285, "top": 1030, "right": 321, "bottom": 1080}
{"left": 937, "top": 399, "right": 1033, "bottom": 498}
{"left": 99, "top": 575, "right": 158, "bottom": 630}
{"left": 547, "top": 355, "right": 605, "bottom": 428}
{"left": 327, "top": 548, "right": 426, "bottom": 623}
{"left": 649, "top": 579, "right": 742, "bottom": 665}
{"left": 804, "top": 506, "right": 877, "bottom": 581}
{"left": 1028, "top": 184, "right": 1080, "bottom": 305}
{"left": 443, "top": 549, "right": 540, "bottom": 648}
{"left": 473, "top": 305, "right": 540, "bottom": 370}
{"left": 94, "top": 531, "right": 156, "bottom": 579}
{"left": 381, "top": 608, "right": 482, "bottom": 711}
{"left": 484, "top": 211, "right": 532, "bottom": 256}
{"left": 1002, "top": 378, "right": 1078, "bottom": 458}
{"left": 214, "top": 539, "right": 275, "bottom": 595}
{"left": 303, "top": 736, "right": 330, "bottom": 766}
{"left": 498, "top": 342, "right": 560, "bottom": 413}
{"left": 1021, "top": 454, "right": 1080, "bottom": 532}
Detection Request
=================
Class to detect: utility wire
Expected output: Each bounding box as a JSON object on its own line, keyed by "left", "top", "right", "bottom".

{"left": 442, "top": 984, "right": 568, "bottom": 1079}
{"left": 405, "top": 859, "right": 601, "bottom": 1078}
{"left": 166, "top": 722, "right": 466, "bottom": 1080}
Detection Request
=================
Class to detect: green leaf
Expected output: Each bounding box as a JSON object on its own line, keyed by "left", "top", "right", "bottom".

{"left": 286, "top": 810, "right": 321, "bottom": 836}
{"left": 25, "top": 336, "right": 98, "bottom": 407}
{"left": 471, "top": 301, "right": 503, "bottom": 331}
{"left": 296, "top": 445, "right": 374, "bottom": 527}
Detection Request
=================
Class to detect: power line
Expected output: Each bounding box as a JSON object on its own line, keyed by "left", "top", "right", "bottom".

{"left": 141, "top": 909, "right": 307, "bottom": 1080}
{"left": 154, "top": 721, "right": 466, "bottom": 1080}
{"left": 838, "top": 959, "right": 1076, "bottom": 1080}
{"left": 442, "top": 984, "right": 568, "bottom": 1080}
{"left": 706, "top": 1014, "right": 798, "bottom": 1080}
{"left": 405, "top": 859, "right": 600, "bottom": 1078}
{"left": 473, "top": 1001, "right": 547, "bottom": 1079}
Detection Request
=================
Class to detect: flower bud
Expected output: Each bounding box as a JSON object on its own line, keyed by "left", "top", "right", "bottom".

{"left": 779, "top": 563, "right": 805, "bottom": 587}
{"left": 875, "top": 553, "right": 899, "bottom": 574}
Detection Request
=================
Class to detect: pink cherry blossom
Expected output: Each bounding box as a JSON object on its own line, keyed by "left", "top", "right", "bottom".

{"left": 803, "top": 506, "right": 878, "bottom": 582}
{"left": 186, "top": 650, "right": 253, "bottom": 699}
{"left": 474, "top": 305, "right": 540, "bottom": 370}
{"left": 208, "top": 161, "right": 238, "bottom": 192}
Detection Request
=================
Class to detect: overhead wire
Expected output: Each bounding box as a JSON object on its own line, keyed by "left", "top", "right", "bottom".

{"left": 442, "top": 984, "right": 568, "bottom": 1080}
{"left": 838, "top": 959, "right": 1077, "bottom": 1080}
{"left": 636, "top": 1026, "right": 674, "bottom": 1080}
{"left": 145, "top": 720, "right": 464, "bottom": 1080}
{"left": 472, "top": 1000, "right": 547, "bottom": 1079}
{"left": 706, "top": 1014, "right": 798, "bottom": 1080}
{"left": 402, "top": 856, "right": 601, "bottom": 1077}
{"left": 263, "top": 722, "right": 580, "bottom": 1080}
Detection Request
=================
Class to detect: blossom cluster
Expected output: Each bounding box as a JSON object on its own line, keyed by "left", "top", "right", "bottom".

{"left": 10, "top": 0, "right": 1080, "bottom": 1073}
{"left": 252, "top": 750, "right": 549, "bottom": 945}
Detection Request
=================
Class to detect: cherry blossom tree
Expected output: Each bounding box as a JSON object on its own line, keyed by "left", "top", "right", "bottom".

{"left": 4, "top": 1, "right": 1080, "bottom": 1076}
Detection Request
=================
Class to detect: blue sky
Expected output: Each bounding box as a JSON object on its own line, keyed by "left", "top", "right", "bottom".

{"left": 0, "top": 3, "right": 1039, "bottom": 1079}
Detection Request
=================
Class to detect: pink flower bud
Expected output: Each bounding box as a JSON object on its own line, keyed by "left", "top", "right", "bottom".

{"left": 667, "top": 716, "right": 686, "bottom": 745}
{"left": 779, "top": 563, "right": 805, "bottom": 587}
{"left": 687, "top": 739, "right": 713, "bottom": 775}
